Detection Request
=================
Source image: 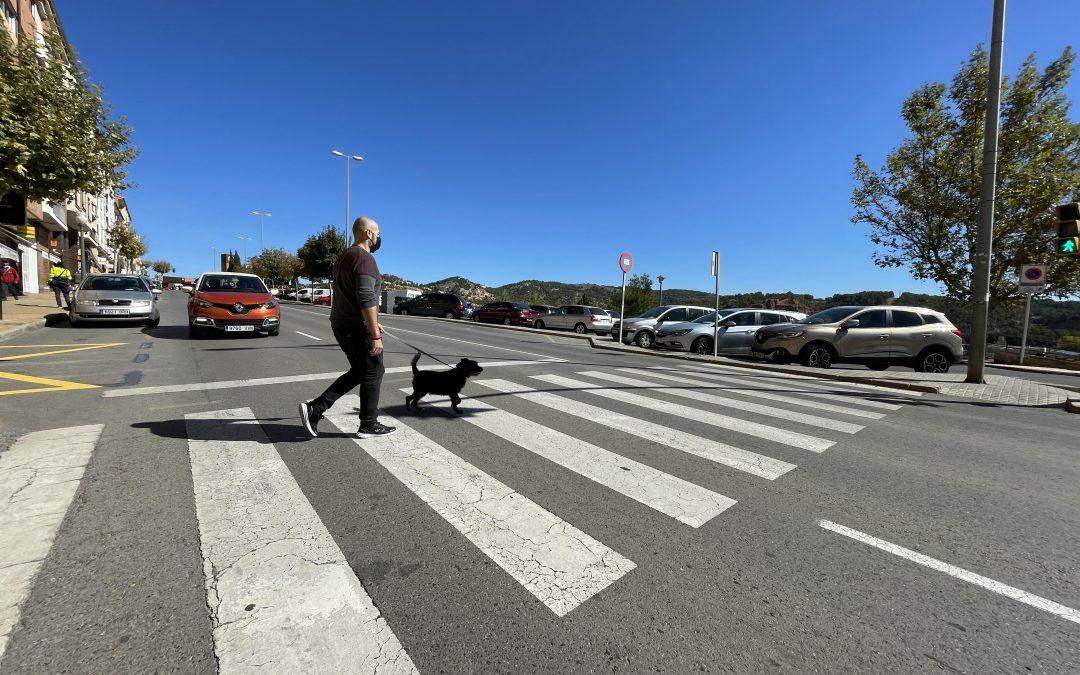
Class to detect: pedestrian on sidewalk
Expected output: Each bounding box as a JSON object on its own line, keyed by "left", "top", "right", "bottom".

{"left": 299, "top": 216, "right": 396, "bottom": 439}
{"left": 1, "top": 261, "right": 21, "bottom": 299}
{"left": 48, "top": 262, "right": 73, "bottom": 309}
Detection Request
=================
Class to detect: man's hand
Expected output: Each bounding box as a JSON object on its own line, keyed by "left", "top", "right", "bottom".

{"left": 369, "top": 337, "right": 383, "bottom": 356}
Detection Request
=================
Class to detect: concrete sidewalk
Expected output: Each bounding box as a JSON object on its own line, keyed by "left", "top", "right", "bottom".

{"left": 0, "top": 293, "right": 67, "bottom": 341}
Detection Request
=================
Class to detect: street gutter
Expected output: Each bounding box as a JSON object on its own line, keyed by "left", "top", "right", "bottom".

{"left": 0, "top": 312, "right": 68, "bottom": 342}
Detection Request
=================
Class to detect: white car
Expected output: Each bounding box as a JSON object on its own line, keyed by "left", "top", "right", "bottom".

{"left": 611, "top": 305, "right": 714, "bottom": 348}
{"left": 656, "top": 308, "right": 807, "bottom": 355}
{"left": 534, "top": 305, "right": 614, "bottom": 334}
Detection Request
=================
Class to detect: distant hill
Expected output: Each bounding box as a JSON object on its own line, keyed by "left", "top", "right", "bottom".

{"left": 382, "top": 273, "right": 1079, "bottom": 348}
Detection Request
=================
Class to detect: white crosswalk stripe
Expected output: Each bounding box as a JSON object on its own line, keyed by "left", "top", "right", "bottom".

{"left": 532, "top": 373, "right": 835, "bottom": 452}
{"left": 402, "top": 388, "right": 737, "bottom": 526}
{"left": 475, "top": 378, "right": 796, "bottom": 480}
{"left": 185, "top": 407, "right": 417, "bottom": 673}
{"left": 0, "top": 424, "right": 104, "bottom": 662}
{"left": 325, "top": 397, "right": 636, "bottom": 617}
{"left": 577, "top": 370, "right": 865, "bottom": 434}
{"left": 665, "top": 362, "right": 923, "bottom": 398}
{"left": 651, "top": 366, "right": 905, "bottom": 411}
{"left": 616, "top": 367, "right": 888, "bottom": 419}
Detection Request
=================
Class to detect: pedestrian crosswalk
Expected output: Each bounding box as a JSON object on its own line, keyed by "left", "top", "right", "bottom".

{"left": 1, "top": 361, "right": 914, "bottom": 670}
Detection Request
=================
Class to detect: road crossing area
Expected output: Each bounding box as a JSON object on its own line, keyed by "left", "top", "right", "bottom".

{"left": 2, "top": 312, "right": 1077, "bottom": 673}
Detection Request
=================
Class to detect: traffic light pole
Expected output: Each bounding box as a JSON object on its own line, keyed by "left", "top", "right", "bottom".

{"left": 965, "top": 0, "right": 1006, "bottom": 384}
{"left": 1019, "top": 292, "right": 1032, "bottom": 365}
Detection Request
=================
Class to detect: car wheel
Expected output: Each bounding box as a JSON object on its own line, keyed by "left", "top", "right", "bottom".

{"left": 691, "top": 336, "right": 712, "bottom": 355}
{"left": 634, "top": 331, "right": 654, "bottom": 349}
{"left": 502, "top": 317, "right": 512, "bottom": 325}
{"left": 867, "top": 363, "right": 890, "bottom": 371}
{"left": 146, "top": 316, "right": 160, "bottom": 327}
{"left": 800, "top": 343, "right": 833, "bottom": 368}
{"left": 916, "top": 348, "right": 951, "bottom": 374}
{"left": 535, "top": 319, "right": 546, "bottom": 329}
{"left": 574, "top": 322, "right": 587, "bottom": 334}
{"left": 471, "top": 315, "right": 479, "bottom": 322}
{"left": 445, "top": 311, "right": 454, "bottom": 319}
{"left": 268, "top": 328, "right": 280, "bottom": 336}
{"left": 400, "top": 309, "right": 409, "bottom": 316}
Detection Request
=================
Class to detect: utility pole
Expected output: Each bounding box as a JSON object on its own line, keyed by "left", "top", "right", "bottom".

{"left": 331, "top": 150, "right": 364, "bottom": 243}
{"left": 965, "top": 0, "right": 1006, "bottom": 384}
{"left": 657, "top": 275, "right": 665, "bottom": 305}
{"left": 711, "top": 251, "right": 720, "bottom": 358}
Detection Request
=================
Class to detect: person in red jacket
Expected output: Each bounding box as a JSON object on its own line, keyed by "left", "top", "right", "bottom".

{"left": 0, "top": 260, "right": 21, "bottom": 300}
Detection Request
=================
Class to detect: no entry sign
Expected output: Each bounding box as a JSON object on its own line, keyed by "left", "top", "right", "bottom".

{"left": 619, "top": 251, "right": 633, "bottom": 274}
{"left": 1018, "top": 264, "right": 1046, "bottom": 294}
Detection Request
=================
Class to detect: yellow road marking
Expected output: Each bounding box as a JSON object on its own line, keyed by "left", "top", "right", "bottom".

{"left": 0, "top": 371, "right": 99, "bottom": 396}
{"left": 0, "top": 342, "right": 126, "bottom": 361}
{"left": 0, "top": 343, "right": 123, "bottom": 348}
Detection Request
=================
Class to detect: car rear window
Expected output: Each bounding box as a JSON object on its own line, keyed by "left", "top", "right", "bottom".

{"left": 920, "top": 314, "right": 942, "bottom": 324}
{"left": 589, "top": 308, "right": 608, "bottom": 316}
{"left": 892, "top": 311, "right": 924, "bottom": 327}
{"left": 510, "top": 302, "right": 531, "bottom": 310}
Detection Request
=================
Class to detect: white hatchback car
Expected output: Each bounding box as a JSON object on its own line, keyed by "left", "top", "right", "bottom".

{"left": 611, "top": 305, "right": 714, "bottom": 348}
{"left": 655, "top": 308, "right": 806, "bottom": 355}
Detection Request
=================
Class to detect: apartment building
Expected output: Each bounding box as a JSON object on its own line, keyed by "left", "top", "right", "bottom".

{"left": 0, "top": 0, "right": 133, "bottom": 292}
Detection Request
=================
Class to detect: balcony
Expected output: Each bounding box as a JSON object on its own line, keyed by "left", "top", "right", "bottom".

{"left": 41, "top": 201, "right": 68, "bottom": 232}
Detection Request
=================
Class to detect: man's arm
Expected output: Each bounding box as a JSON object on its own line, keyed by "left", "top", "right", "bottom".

{"left": 356, "top": 273, "right": 383, "bottom": 355}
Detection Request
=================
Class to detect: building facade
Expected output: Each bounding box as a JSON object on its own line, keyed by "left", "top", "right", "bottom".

{"left": 0, "top": 0, "right": 137, "bottom": 293}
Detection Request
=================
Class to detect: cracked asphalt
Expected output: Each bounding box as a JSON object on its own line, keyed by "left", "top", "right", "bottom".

{"left": 0, "top": 292, "right": 1078, "bottom": 673}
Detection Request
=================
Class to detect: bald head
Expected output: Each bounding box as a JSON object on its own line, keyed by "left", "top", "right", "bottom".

{"left": 352, "top": 216, "right": 380, "bottom": 250}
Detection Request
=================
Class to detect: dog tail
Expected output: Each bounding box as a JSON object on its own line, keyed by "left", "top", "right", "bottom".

{"left": 411, "top": 351, "right": 421, "bottom": 375}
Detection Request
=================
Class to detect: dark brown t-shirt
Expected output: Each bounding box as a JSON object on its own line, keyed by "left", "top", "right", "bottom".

{"left": 329, "top": 246, "right": 382, "bottom": 328}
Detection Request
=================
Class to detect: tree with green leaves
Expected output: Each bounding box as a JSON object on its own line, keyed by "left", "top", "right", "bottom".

{"left": 107, "top": 221, "right": 146, "bottom": 272}
{"left": 608, "top": 273, "right": 656, "bottom": 317}
{"left": 0, "top": 25, "right": 136, "bottom": 203}
{"left": 852, "top": 45, "right": 1080, "bottom": 303}
{"left": 296, "top": 225, "right": 347, "bottom": 281}
{"left": 149, "top": 260, "right": 174, "bottom": 277}
{"left": 250, "top": 247, "right": 302, "bottom": 285}
{"left": 579, "top": 293, "right": 591, "bottom": 306}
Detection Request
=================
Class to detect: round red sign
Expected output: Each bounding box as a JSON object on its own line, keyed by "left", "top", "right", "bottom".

{"left": 1024, "top": 267, "right": 1043, "bottom": 281}
{"left": 618, "top": 251, "right": 633, "bottom": 274}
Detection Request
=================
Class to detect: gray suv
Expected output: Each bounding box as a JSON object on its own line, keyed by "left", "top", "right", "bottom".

{"left": 751, "top": 305, "right": 963, "bottom": 372}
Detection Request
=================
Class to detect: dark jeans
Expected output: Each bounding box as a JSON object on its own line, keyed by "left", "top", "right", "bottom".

{"left": 312, "top": 326, "right": 385, "bottom": 425}
{"left": 52, "top": 282, "right": 71, "bottom": 308}
{"left": 1, "top": 282, "right": 20, "bottom": 299}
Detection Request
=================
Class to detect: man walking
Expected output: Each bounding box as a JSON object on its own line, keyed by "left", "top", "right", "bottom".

{"left": 0, "top": 261, "right": 21, "bottom": 300}
{"left": 48, "top": 262, "right": 73, "bottom": 309}
{"left": 299, "top": 216, "right": 396, "bottom": 438}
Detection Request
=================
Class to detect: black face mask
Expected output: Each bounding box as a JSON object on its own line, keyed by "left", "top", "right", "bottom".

{"left": 369, "top": 233, "right": 382, "bottom": 253}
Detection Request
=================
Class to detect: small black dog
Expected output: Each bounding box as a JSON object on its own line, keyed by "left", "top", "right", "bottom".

{"left": 405, "top": 352, "right": 484, "bottom": 414}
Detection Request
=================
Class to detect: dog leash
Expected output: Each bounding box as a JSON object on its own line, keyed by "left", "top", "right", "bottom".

{"left": 380, "top": 327, "right": 455, "bottom": 368}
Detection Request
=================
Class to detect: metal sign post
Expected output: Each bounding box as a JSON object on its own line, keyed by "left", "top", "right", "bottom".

{"left": 618, "top": 251, "right": 633, "bottom": 344}
{"left": 711, "top": 250, "right": 720, "bottom": 357}
{"left": 1017, "top": 264, "right": 1045, "bottom": 365}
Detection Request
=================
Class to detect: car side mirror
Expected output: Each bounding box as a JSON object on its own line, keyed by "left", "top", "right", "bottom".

{"left": 841, "top": 319, "right": 860, "bottom": 328}
{"left": 722, "top": 320, "right": 737, "bottom": 328}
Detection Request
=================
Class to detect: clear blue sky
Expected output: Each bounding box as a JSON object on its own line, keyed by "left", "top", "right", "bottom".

{"left": 59, "top": 1, "right": 1079, "bottom": 296}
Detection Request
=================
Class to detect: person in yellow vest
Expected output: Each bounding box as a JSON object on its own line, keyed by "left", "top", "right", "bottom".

{"left": 48, "top": 262, "right": 73, "bottom": 309}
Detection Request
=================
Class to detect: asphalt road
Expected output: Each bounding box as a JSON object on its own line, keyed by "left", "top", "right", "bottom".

{"left": 1, "top": 292, "right": 1078, "bottom": 673}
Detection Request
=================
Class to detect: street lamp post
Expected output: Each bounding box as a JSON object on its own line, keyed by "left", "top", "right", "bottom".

{"left": 331, "top": 150, "right": 364, "bottom": 243}
{"left": 211, "top": 245, "right": 216, "bottom": 273}
{"left": 657, "top": 275, "right": 665, "bottom": 305}
{"left": 251, "top": 211, "right": 271, "bottom": 252}
{"left": 237, "top": 236, "right": 252, "bottom": 265}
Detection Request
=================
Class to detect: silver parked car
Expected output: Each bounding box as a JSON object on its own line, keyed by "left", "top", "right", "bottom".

{"left": 611, "top": 305, "right": 713, "bottom": 348}
{"left": 656, "top": 308, "right": 806, "bottom": 355}
{"left": 69, "top": 274, "right": 161, "bottom": 326}
{"left": 751, "top": 305, "right": 963, "bottom": 372}
{"left": 535, "top": 305, "right": 614, "bottom": 334}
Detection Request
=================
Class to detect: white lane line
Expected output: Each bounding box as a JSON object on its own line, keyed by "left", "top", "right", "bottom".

{"left": 102, "top": 359, "right": 548, "bottom": 397}
{"left": 404, "top": 389, "right": 736, "bottom": 527}
{"left": 656, "top": 366, "right": 904, "bottom": 411}
{"left": 533, "top": 373, "right": 833, "bottom": 452}
{"left": 279, "top": 305, "right": 330, "bottom": 317}
{"left": 295, "top": 331, "right": 323, "bottom": 341}
{"left": 579, "top": 370, "right": 865, "bottom": 434}
{"left": 618, "top": 368, "right": 887, "bottom": 419}
{"left": 381, "top": 325, "right": 565, "bottom": 362}
{"left": 0, "top": 424, "right": 104, "bottom": 660}
{"left": 819, "top": 520, "right": 1080, "bottom": 627}
{"left": 477, "top": 379, "right": 795, "bottom": 480}
{"left": 185, "top": 408, "right": 416, "bottom": 673}
{"left": 326, "top": 399, "right": 635, "bottom": 617}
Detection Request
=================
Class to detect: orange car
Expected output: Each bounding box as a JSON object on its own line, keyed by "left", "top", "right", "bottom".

{"left": 187, "top": 272, "right": 280, "bottom": 338}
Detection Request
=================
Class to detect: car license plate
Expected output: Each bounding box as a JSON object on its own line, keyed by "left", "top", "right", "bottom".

{"left": 225, "top": 325, "right": 255, "bottom": 332}
{"left": 100, "top": 308, "right": 129, "bottom": 315}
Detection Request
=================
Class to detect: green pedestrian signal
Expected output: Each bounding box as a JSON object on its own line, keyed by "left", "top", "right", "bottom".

{"left": 1055, "top": 203, "right": 1079, "bottom": 257}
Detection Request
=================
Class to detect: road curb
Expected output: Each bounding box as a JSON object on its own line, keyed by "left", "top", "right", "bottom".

{"left": 988, "top": 362, "right": 1080, "bottom": 378}
{"left": 0, "top": 312, "right": 68, "bottom": 342}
